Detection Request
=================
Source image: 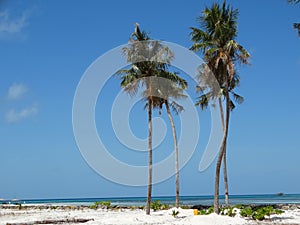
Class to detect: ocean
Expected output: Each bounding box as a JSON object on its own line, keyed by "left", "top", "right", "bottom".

{"left": 2, "top": 194, "right": 300, "bottom": 206}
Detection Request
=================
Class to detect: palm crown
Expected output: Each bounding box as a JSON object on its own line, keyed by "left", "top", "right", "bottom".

{"left": 191, "top": 2, "right": 250, "bottom": 110}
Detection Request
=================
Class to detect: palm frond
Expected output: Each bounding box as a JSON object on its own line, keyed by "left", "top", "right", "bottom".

{"left": 231, "top": 92, "right": 244, "bottom": 105}
{"left": 195, "top": 94, "right": 209, "bottom": 110}
{"left": 288, "top": 0, "right": 300, "bottom": 4}
{"left": 170, "top": 101, "right": 184, "bottom": 115}
{"left": 229, "top": 99, "right": 235, "bottom": 111}
{"left": 294, "top": 23, "right": 300, "bottom": 36}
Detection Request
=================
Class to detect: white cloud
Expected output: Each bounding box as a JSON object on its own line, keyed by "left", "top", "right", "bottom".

{"left": 7, "top": 83, "right": 28, "bottom": 101}
{"left": 5, "top": 104, "right": 38, "bottom": 123}
{"left": 0, "top": 10, "right": 29, "bottom": 39}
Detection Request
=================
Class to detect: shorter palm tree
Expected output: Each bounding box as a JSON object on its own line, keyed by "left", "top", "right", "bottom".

{"left": 149, "top": 75, "right": 187, "bottom": 208}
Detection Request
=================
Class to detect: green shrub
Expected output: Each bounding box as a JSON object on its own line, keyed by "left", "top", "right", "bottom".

{"left": 240, "top": 205, "right": 284, "bottom": 221}
{"left": 197, "top": 206, "right": 214, "bottom": 215}
{"left": 235, "top": 204, "right": 244, "bottom": 209}
{"left": 150, "top": 200, "right": 162, "bottom": 211}
{"left": 220, "top": 206, "right": 236, "bottom": 217}
{"left": 252, "top": 206, "right": 273, "bottom": 220}
{"left": 100, "top": 201, "right": 111, "bottom": 207}
{"left": 198, "top": 209, "right": 208, "bottom": 215}
{"left": 240, "top": 206, "right": 253, "bottom": 217}
{"left": 150, "top": 200, "right": 169, "bottom": 211}
{"left": 207, "top": 206, "right": 214, "bottom": 214}
{"left": 180, "top": 205, "right": 190, "bottom": 209}
{"left": 275, "top": 209, "right": 284, "bottom": 214}
{"left": 89, "top": 201, "right": 111, "bottom": 209}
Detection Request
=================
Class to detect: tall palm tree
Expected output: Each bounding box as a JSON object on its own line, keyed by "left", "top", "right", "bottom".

{"left": 195, "top": 69, "right": 243, "bottom": 206}
{"left": 116, "top": 23, "right": 186, "bottom": 213}
{"left": 288, "top": 0, "right": 300, "bottom": 36}
{"left": 190, "top": 1, "right": 250, "bottom": 213}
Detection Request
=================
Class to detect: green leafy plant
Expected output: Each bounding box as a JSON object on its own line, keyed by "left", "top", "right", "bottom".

{"left": 89, "top": 201, "right": 111, "bottom": 209}
{"left": 252, "top": 206, "right": 274, "bottom": 220}
{"left": 100, "top": 201, "right": 111, "bottom": 207}
{"left": 172, "top": 210, "right": 179, "bottom": 217}
{"left": 150, "top": 200, "right": 162, "bottom": 211}
{"left": 150, "top": 200, "right": 169, "bottom": 211}
{"left": 274, "top": 209, "right": 284, "bottom": 214}
{"left": 240, "top": 205, "right": 284, "bottom": 221}
{"left": 235, "top": 204, "right": 244, "bottom": 209}
{"left": 198, "top": 209, "right": 208, "bottom": 215}
{"left": 207, "top": 206, "right": 214, "bottom": 214}
{"left": 240, "top": 206, "right": 253, "bottom": 217}
{"left": 220, "top": 206, "right": 236, "bottom": 217}
{"left": 197, "top": 206, "right": 214, "bottom": 215}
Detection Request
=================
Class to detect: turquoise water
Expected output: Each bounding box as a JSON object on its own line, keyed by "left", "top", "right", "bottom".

{"left": 2, "top": 194, "right": 300, "bottom": 206}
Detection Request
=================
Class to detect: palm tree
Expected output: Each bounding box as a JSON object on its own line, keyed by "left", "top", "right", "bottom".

{"left": 190, "top": 1, "right": 250, "bottom": 213}
{"left": 150, "top": 74, "right": 187, "bottom": 208}
{"left": 288, "top": 0, "right": 300, "bottom": 36}
{"left": 116, "top": 23, "right": 186, "bottom": 214}
{"left": 195, "top": 69, "right": 243, "bottom": 206}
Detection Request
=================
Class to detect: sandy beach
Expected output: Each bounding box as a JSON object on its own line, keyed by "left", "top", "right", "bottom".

{"left": 1, "top": 205, "right": 300, "bottom": 225}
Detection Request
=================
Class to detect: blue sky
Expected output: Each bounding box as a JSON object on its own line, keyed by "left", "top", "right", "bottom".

{"left": 0, "top": 0, "right": 299, "bottom": 200}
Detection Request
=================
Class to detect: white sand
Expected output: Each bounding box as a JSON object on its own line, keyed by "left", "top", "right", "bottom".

{"left": 1, "top": 206, "right": 300, "bottom": 225}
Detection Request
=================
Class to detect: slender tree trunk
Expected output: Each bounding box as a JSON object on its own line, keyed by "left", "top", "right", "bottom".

{"left": 146, "top": 99, "right": 153, "bottom": 215}
{"left": 218, "top": 98, "right": 229, "bottom": 206}
{"left": 219, "top": 98, "right": 225, "bottom": 131}
{"left": 223, "top": 147, "right": 229, "bottom": 205}
{"left": 214, "top": 91, "right": 230, "bottom": 214}
{"left": 165, "top": 101, "right": 180, "bottom": 208}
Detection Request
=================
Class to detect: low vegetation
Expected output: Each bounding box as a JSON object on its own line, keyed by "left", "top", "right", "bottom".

{"left": 150, "top": 200, "right": 169, "bottom": 211}
{"left": 172, "top": 209, "right": 180, "bottom": 218}
{"left": 240, "top": 205, "right": 283, "bottom": 221}
{"left": 196, "top": 205, "right": 284, "bottom": 221}
{"left": 220, "top": 206, "right": 237, "bottom": 217}
{"left": 197, "top": 206, "right": 214, "bottom": 215}
{"left": 89, "top": 201, "right": 111, "bottom": 209}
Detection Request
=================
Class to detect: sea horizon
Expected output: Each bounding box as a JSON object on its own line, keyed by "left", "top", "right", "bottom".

{"left": 2, "top": 193, "right": 300, "bottom": 206}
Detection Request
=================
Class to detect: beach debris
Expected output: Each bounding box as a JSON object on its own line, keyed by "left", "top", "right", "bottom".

{"left": 6, "top": 218, "right": 94, "bottom": 225}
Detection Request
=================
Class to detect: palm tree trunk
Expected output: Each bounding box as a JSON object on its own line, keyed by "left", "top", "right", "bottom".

{"left": 146, "top": 99, "right": 153, "bottom": 215}
{"left": 165, "top": 101, "right": 180, "bottom": 208}
{"left": 223, "top": 146, "right": 229, "bottom": 205}
{"left": 219, "top": 98, "right": 225, "bottom": 130}
{"left": 214, "top": 91, "right": 230, "bottom": 214}
{"left": 218, "top": 98, "right": 229, "bottom": 206}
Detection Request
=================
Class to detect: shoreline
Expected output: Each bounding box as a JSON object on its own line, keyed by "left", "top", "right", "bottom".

{"left": 1, "top": 203, "right": 300, "bottom": 209}
{"left": 1, "top": 203, "right": 300, "bottom": 225}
